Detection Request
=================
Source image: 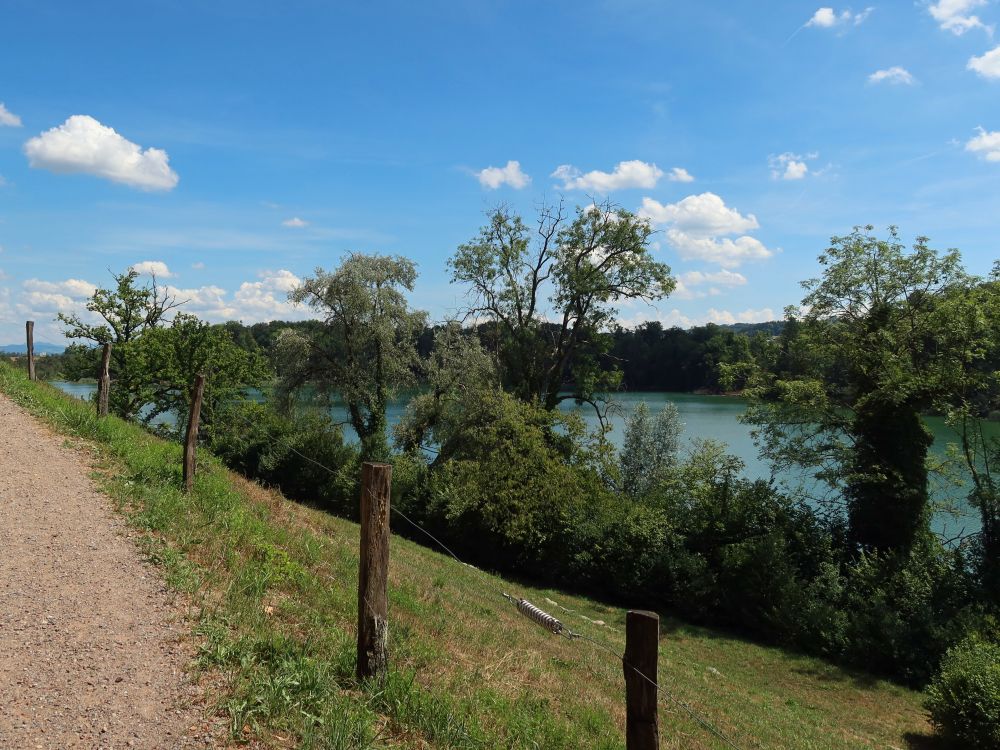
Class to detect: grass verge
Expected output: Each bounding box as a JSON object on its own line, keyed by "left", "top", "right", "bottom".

{"left": 0, "top": 363, "right": 936, "bottom": 749}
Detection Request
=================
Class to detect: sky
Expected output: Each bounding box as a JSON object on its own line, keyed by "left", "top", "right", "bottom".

{"left": 1, "top": 0, "right": 999, "bottom": 344}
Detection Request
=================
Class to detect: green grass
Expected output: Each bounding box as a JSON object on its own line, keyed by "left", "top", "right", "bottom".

{"left": 0, "top": 363, "right": 937, "bottom": 749}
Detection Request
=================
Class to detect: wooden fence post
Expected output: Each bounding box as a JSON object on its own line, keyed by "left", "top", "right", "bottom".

{"left": 182, "top": 374, "right": 206, "bottom": 493}
{"left": 97, "top": 343, "right": 112, "bottom": 417}
{"left": 624, "top": 610, "right": 660, "bottom": 750}
{"left": 357, "top": 461, "right": 392, "bottom": 681}
{"left": 25, "top": 321, "right": 36, "bottom": 381}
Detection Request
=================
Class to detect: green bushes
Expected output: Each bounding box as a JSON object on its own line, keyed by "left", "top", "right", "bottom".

{"left": 926, "top": 637, "right": 1000, "bottom": 748}
{"left": 208, "top": 401, "right": 359, "bottom": 518}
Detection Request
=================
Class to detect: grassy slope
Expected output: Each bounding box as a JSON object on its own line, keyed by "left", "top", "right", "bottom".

{"left": 0, "top": 364, "right": 935, "bottom": 750}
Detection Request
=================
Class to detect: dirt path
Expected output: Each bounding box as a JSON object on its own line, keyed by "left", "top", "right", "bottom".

{"left": 0, "top": 392, "right": 214, "bottom": 748}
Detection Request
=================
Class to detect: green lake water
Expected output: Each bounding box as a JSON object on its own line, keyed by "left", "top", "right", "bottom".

{"left": 51, "top": 382, "right": 986, "bottom": 539}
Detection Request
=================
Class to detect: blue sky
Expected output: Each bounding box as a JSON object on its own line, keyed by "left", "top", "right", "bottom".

{"left": 1, "top": 0, "right": 999, "bottom": 344}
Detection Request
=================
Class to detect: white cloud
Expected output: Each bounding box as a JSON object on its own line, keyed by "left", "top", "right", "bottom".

{"left": 869, "top": 66, "right": 916, "bottom": 85}
{"left": 966, "top": 127, "right": 1000, "bottom": 161}
{"left": 639, "top": 192, "right": 773, "bottom": 268}
{"left": 552, "top": 160, "right": 663, "bottom": 192}
{"left": 968, "top": 45, "right": 1000, "bottom": 78}
{"left": 928, "top": 0, "right": 993, "bottom": 35}
{"left": 639, "top": 192, "right": 759, "bottom": 236}
{"left": 667, "top": 166, "right": 695, "bottom": 182}
{"left": 666, "top": 231, "right": 774, "bottom": 268}
{"left": 22, "top": 278, "right": 96, "bottom": 298}
{"left": 23, "top": 115, "right": 179, "bottom": 191}
{"left": 769, "top": 152, "right": 816, "bottom": 180}
{"left": 282, "top": 216, "right": 309, "bottom": 228}
{"left": 476, "top": 160, "right": 531, "bottom": 189}
{"left": 806, "top": 7, "right": 873, "bottom": 28}
{"left": 0, "top": 103, "right": 21, "bottom": 127}
{"left": 167, "top": 269, "right": 304, "bottom": 323}
{"left": 191, "top": 261, "right": 205, "bottom": 270}
{"left": 618, "top": 305, "right": 777, "bottom": 329}
{"left": 673, "top": 269, "right": 748, "bottom": 300}
{"left": 131, "top": 260, "right": 173, "bottom": 278}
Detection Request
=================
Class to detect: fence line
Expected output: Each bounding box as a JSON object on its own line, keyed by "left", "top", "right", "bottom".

{"left": 220, "top": 407, "right": 748, "bottom": 750}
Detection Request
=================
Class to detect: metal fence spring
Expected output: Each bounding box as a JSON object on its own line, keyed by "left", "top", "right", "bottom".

{"left": 515, "top": 597, "right": 566, "bottom": 635}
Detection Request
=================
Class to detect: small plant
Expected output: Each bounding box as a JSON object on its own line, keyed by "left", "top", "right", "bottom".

{"left": 926, "top": 636, "right": 1000, "bottom": 749}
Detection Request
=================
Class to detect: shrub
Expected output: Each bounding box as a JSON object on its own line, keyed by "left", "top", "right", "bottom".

{"left": 926, "top": 636, "right": 1000, "bottom": 748}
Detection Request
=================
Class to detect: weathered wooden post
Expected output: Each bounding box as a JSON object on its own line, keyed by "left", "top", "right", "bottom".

{"left": 624, "top": 610, "right": 660, "bottom": 750}
{"left": 97, "top": 343, "right": 112, "bottom": 417}
{"left": 25, "top": 321, "right": 36, "bottom": 381}
{"left": 357, "top": 461, "right": 391, "bottom": 681}
{"left": 182, "top": 374, "right": 206, "bottom": 493}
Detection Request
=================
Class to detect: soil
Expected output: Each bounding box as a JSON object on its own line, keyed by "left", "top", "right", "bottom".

{"left": 0, "top": 392, "right": 217, "bottom": 748}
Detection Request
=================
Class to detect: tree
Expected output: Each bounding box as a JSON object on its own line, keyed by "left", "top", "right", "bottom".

{"left": 137, "top": 314, "right": 272, "bottom": 437}
{"left": 393, "top": 322, "right": 498, "bottom": 456}
{"left": 276, "top": 253, "right": 427, "bottom": 462}
{"left": 58, "top": 269, "right": 182, "bottom": 419}
{"left": 450, "top": 200, "right": 674, "bottom": 422}
{"left": 618, "top": 402, "right": 683, "bottom": 499}
{"left": 745, "top": 226, "right": 980, "bottom": 556}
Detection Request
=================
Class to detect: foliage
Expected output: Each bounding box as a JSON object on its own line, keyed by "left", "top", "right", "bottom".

{"left": 393, "top": 322, "right": 498, "bottom": 454}
{"left": 423, "top": 388, "right": 614, "bottom": 568}
{"left": 137, "top": 313, "right": 273, "bottom": 437}
{"left": 926, "top": 636, "right": 1000, "bottom": 749}
{"left": 617, "top": 401, "right": 682, "bottom": 499}
{"left": 277, "top": 254, "right": 427, "bottom": 462}
{"left": 744, "top": 227, "right": 983, "bottom": 555}
{"left": 450, "top": 201, "right": 674, "bottom": 421}
{"left": 207, "top": 400, "right": 359, "bottom": 517}
{"left": 57, "top": 268, "right": 182, "bottom": 419}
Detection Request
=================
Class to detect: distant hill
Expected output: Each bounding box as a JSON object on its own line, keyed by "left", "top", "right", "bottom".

{"left": 0, "top": 342, "right": 65, "bottom": 355}
{"left": 718, "top": 320, "right": 785, "bottom": 335}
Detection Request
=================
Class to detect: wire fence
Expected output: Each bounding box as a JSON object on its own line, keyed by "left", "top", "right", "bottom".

{"left": 214, "top": 406, "right": 750, "bottom": 750}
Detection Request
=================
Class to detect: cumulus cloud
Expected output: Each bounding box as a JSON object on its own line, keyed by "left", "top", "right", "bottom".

{"left": 167, "top": 269, "right": 305, "bottom": 323}
{"left": 19, "top": 277, "right": 97, "bottom": 314}
{"left": 640, "top": 192, "right": 759, "bottom": 236}
{"left": 966, "top": 127, "right": 1000, "bottom": 161}
{"left": 0, "top": 102, "right": 21, "bottom": 127}
{"left": 673, "top": 269, "right": 748, "bottom": 300}
{"left": 23, "top": 115, "right": 179, "bottom": 191}
{"left": 552, "top": 160, "right": 663, "bottom": 192}
{"left": 282, "top": 217, "right": 309, "bottom": 228}
{"left": 618, "top": 306, "right": 778, "bottom": 330}
{"left": 968, "top": 45, "right": 1000, "bottom": 78}
{"left": 869, "top": 66, "right": 916, "bottom": 85}
{"left": 667, "top": 166, "right": 695, "bottom": 182}
{"left": 476, "top": 160, "right": 531, "bottom": 189}
{"left": 928, "top": 0, "right": 993, "bottom": 35}
{"left": 769, "top": 152, "right": 817, "bottom": 180}
{"left": 131, "top": 260, "right": 173, "bottom": 278}
{"left": 806, "top": 7, "right": 873, "bottom": 28}
{"left": 639, "top": 192, "right": 773, "bottom": 268}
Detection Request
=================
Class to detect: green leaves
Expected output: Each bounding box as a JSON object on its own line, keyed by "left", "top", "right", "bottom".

{"left": 280, "top": 253, "right": 427, "bottom": 462}
{"left": 450, "top": 200, "right": 674, "bottom": 415}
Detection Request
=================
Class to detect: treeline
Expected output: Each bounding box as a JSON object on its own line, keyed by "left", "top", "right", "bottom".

{"left": 28, "top": 205, "right": 1000, "bottom": 747}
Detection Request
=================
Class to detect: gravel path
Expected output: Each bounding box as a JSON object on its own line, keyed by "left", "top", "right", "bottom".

{"left": 0, "top": 392, "right": 213, "bottom": 748}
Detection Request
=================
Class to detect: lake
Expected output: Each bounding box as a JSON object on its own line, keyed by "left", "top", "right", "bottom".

{"left": 51, "top": 382, "right": 985, "bottom": 539}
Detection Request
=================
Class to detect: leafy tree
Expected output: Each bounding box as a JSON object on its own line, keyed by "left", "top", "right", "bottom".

{"left": 450, "top": 201, "right": 674, "bottom": 421}
{"left": 618, "top": 401, "right": 683, "bottom": 499}
{"left": 744, "top": 227, "right": 981, "bottom": 556}
{"left": 137, "top": 313, "right": 272, "bottom": 436}
{"left": 394, "top": 322, "right": 498, "bottom": 455}
{"left": 276, "top": 253, "right": 427, "bottom": 462}
{"left": 58, "top": 269, "right": 182, "bottom": 419}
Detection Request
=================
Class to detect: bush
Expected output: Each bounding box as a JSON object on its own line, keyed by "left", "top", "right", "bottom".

{"left": 926, "top": 637, "right": 1000, "bottom": 748}
{"left": 208, "top": 401, "right": 359, "bottom": 516}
